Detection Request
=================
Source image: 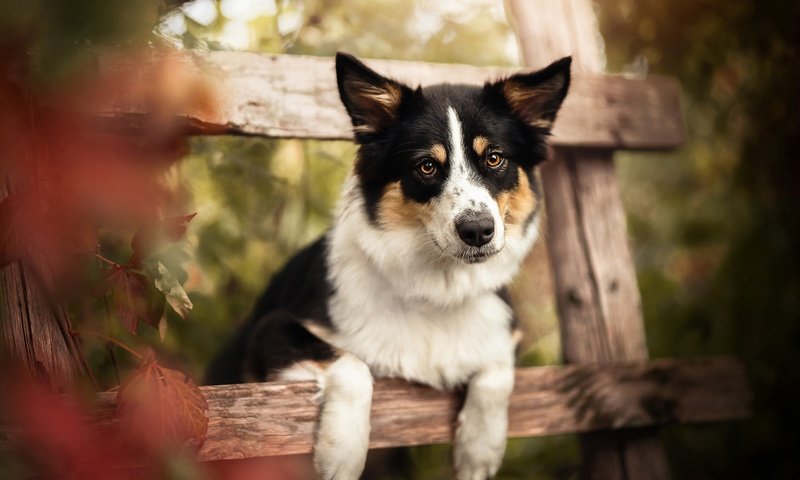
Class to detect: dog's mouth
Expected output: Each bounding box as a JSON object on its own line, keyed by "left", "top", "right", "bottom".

{"left": 429, "top": 236, "right": 500, "bottom": 264}
{"left": 457, "top": 248, "right": 499, "bottom": 264}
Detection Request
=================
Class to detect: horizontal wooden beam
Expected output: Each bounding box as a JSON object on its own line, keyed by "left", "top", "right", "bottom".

{"left": 77, "top": 356, "right": 748, "bottom": 461}
{"left": 94, "top": 52, "right": 685, "bottom": 150}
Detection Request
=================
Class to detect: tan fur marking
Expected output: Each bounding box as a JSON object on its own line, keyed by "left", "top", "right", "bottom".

{"left": 528, "top": 118, "right": 555, "bottom": 129}
{"left": 430, "top": 144, "right": 447, "bottom": 165}
{"left": 502, "top": 167, "right": 538, "bottom": 225}
{"left": 503, "top": 78, "right": 564, "bottom": 128}
{"left": 497, "top": 191, "right": 511, "bottom": 220}
{"left": 472, "top": 136, "right": 490, "bottom": 157}
{"left": 511, "top": 327, "right": 524, "bottom": 348}
{"left": 347, "top": 77, "right": 403, "bottom": 131}
{"left": 302, "top": 320, "right": 337, "bottom": 345}
{"left": 377, "top": 181, "right": 433, "bottom": 229}
{"left": 265, "top": 359, "right": 336, "bottom": 382}
{"left": 351, "top": 79, "right": 402, "bottom": 111}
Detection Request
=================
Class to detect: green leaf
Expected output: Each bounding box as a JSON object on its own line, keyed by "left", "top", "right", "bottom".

{"left": 152, "top": 261, "right": 193, "bottom": 319}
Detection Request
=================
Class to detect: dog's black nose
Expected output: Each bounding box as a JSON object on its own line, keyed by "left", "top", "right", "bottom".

{"left": 456, "top": 216, "right": 495, "bottom": 247}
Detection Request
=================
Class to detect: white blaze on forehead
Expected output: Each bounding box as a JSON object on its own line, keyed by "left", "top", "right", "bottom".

{"left": 444, "top": 105, "right": 493, "bottom": 213}
{"left": 447, "top": 106, "right": 467, "bottom": 175}
{"left": 438, "top": 105, "right": 505, "bottom": 253}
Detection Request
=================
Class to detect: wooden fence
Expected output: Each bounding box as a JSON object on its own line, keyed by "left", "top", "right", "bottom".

{"left": 0, "top": 1, "right": 751, "bottom": 478}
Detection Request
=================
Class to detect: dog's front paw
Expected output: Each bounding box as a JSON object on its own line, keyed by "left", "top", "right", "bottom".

{"left": 313, "top": 354, "right": 373, "bottom": 480}
{"left": 453, "top": 406, "right": 507, "bottom": 480}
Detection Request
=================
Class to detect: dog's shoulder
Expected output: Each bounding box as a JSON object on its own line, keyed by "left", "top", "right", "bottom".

{"left": 204, "top": 235, "right": 335, "bottom": 384}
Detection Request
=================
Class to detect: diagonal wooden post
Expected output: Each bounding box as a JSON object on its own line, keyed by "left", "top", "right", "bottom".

{"left": 507, "top": 0, "right": 672, "bottom": 478}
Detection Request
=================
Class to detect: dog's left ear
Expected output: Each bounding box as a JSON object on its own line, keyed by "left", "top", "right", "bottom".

{"left": 336, "top": 52, "right": 412, "bottom": 136}
{"left": 491, "top": 56, "right": 572, "bottom": 132}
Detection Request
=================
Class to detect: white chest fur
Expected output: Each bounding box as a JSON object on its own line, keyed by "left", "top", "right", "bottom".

{"left": 328, "top": 280, "right": 515, "bottom": 389}
{"left": 323, "top": 177, "right": 535, "bottom": 390}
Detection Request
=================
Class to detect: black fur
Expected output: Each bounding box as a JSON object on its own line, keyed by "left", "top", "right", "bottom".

{"left": 206, "top": 52, "right": 570, "bottom": 386}
{"left": 205, "top": 237, "right": 335, "bottom": 385}
{"left": 335, "top": 52, "right": 569, "bottom": 225}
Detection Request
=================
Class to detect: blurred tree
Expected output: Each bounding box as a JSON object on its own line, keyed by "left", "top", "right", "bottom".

{"left": 598, "top": 0, "right": 800, "bottom": 478}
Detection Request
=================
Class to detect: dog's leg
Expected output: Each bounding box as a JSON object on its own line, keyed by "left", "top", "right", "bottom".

{"left": 314, "top": 353, "right": 373, "bottom": 480}
{"left": 453, "top": 364, "right": 515, "bottom": 480}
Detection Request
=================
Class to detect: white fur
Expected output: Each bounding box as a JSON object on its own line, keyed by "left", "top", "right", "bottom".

{"left": 313, "top": 108, "right": 541, "bottom": 479}
{"left": 325, "top": 175, "right": 537, "bottom": 389}
{"left": 454, "top": 365, "right": 515, "bottom": 480}
{"left": 313, "top": 354, "right": 373, "bottom": 480}
{"left": 426, "top": 107, "right": 506, "bottom": 260}
{"left": 276, "top": 361, "right": 326, "bottom": 383}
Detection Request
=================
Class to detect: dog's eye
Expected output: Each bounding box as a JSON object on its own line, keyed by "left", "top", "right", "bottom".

{"left": 486, "top": 151, "right": 506, "bottom": 169}
{"left": 417, "top": 159, "right": 437, "bottom": 176}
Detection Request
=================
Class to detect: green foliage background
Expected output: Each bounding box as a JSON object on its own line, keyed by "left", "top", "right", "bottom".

{"left": 599, "top": 1, "right": 800, "bottom": 479}
{"left": 2, "top": 0, "right": 797, "bottom": 478}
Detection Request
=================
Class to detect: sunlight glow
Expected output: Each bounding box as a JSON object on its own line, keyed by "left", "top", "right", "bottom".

{"left": 219, "top": 19, "right": 253, "bottom": 49}
{"left": 221, "top": 0, "right": 277, "bottom": 21}
{"left": 182, "top": 0, "right": 218, "bottom": 26}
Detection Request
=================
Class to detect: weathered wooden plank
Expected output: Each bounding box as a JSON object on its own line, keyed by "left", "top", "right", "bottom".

{"left": 508, "top": 0, "right": 677, "bottom": 478}
{"left": 550, "top": 150, "right": 650, "bottom": 363}
{"left": 93, "top": 51, "right": 684, "bottom": 149}
{"left": 68, "top": 357, "right": 750, "bottom": 461}
{"left": 0, "top": 183, "right": 86, "bottom": 391}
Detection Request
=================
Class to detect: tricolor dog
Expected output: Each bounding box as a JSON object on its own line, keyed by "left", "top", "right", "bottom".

{"left": 206, "top": 52, "right": 571, "bottom": 480}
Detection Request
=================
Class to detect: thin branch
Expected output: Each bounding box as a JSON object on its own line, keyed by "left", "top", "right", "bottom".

{"left": 94, "top": 252, "right": 121, "bottom": 268}
{"left": 80, "top": 330, "right": 144, "bottom": 361}
{"left": 63, "top": 310, "right": 100, "bottom": 391}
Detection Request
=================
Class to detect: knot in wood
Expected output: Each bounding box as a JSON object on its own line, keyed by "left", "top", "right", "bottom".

{"left": 566, "top": 288, "right": 583, "bottom": 307}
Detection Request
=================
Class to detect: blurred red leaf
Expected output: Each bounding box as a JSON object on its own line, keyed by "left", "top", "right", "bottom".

{"left": 206, "top": 457, "right": 316, "bottom": 480}
{"left": 0, "top": 189, "right": 97, "bottom": 282}
{"left": 0, "top": 44, "right": 217, "bottom": 294}
{"left": 163, "top": 212, "right": 198, "bottom": 242}
{"left": 106, "top": 265, "right": 165, "bottom": 334}
{"left": 0, "top": 192, "right": 24, "bottom": 265}
{"left": 5, "top": 376, "right": 132, "bottom": 480}
{"left": 4, "top": 371, "right": 307, "bottom": 480}
{"left": 116, "top": 356, "right": 209, "bottom": 454}
{"left": 130, "top": 212, "right": 197, "bottom": 265}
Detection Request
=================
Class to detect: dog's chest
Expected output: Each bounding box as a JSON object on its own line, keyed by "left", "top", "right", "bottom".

{"left": 327, "top": 289, "right": 515, "bottom": 390}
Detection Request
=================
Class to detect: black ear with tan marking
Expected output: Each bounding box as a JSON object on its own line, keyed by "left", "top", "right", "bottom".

{"left": 494, "top": 56, "right": 571, "bottom": 132}
{"left": 336, "top": 52, "right": 411, "bottom": 136}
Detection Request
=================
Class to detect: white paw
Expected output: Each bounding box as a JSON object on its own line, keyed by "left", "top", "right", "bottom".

{"left": 453, "top": 366, "right": 514, "bottom": 480}
{"left": 313, "top": 354, "right": 373, "bottom": 480}
{"left": 453, "top": 406, "right": 507, "bottom": 480}
{"left": 313, "top": 443, "right": 368, "bottom": 480}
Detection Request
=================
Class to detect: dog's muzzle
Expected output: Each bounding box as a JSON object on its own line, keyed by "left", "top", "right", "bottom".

{"left": 455, "top": 213, "right": 495, "bottom": 248}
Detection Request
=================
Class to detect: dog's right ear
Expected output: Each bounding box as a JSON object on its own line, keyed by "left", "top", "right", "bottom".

{"left": 490, "top": 56, "right": 571, "bottom": 132}
{"left": 336, "top": 52, "right": 411, "bottom": 136}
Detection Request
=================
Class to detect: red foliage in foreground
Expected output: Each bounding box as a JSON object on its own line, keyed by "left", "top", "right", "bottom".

{"left": 0, "top": 44, "right": 214, "bottom": 293}
{"left": 0, "top": 40, "right": 272, "bottom": 478}
{"left": 3, "top": 371, "right": 312, "bottom": 479}
{"left": 0, "top": 43, "right": 211, "bottom": 334}
{"left": 117, "top": 352, "right": 209, "bottom": 454}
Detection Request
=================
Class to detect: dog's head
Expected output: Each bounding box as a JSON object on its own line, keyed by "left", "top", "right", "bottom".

{"left": 336, "top": 53, "right": 570, "bottom": 264}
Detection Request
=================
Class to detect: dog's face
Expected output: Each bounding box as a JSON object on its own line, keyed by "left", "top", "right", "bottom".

{"left": 336, "top": 53, "right": 570, "bottom": 264}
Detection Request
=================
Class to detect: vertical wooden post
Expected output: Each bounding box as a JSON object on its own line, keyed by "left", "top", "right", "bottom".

{"left": 507, "top": 1, "right": 671, "bottom": 479}
{"left": 0, "top": 183, "right": 85, "bottom": 391}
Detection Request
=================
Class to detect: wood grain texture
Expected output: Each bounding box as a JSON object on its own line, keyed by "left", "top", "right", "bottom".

{"left": 507, "top": 0, "right": 676, "bottom": 478}
{"left": 62, "top": 357, "right": 750, "bottom": 461}
{"left": 92, "top": 51, "right": 683, "bottom": 149}
{"left": 0, "top": 184, "right": 85, "bottom": 391}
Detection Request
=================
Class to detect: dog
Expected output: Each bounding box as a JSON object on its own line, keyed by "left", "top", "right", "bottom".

{"left": 206, "top": 52, "right": 571, "bottom": 480}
